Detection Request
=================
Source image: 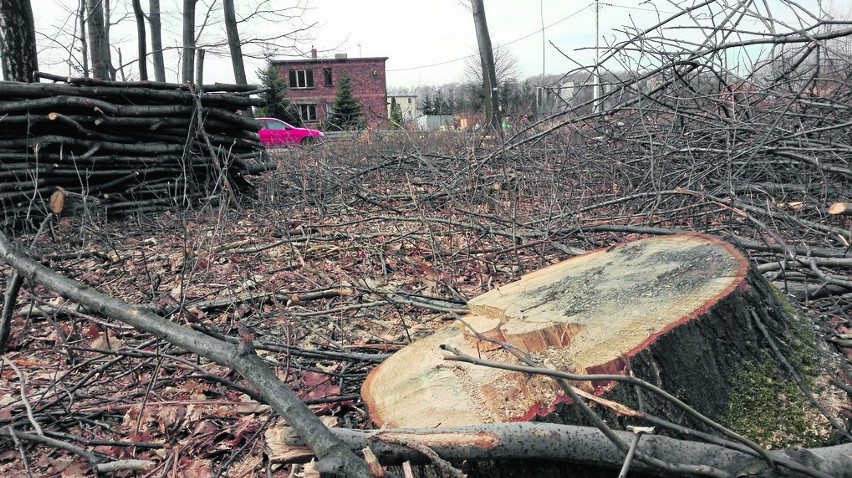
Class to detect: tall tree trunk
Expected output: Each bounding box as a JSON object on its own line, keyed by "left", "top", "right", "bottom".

{"left": 471, "top": 0, "right": 500, "bottom": 132}
{"left": 222, "top": 0, "right": 246, "bottom": 85}
{"left": 222, "top": 0, "right": 252, "bottom": 117}
{"left": 86, "top": 0, "right": 111, "bottom": 79}
{"left": 181, "top": 0, "right": 196, "bottom": 83}
{"left": 147, "top": 0, "right": 165, "bottom": 81}
{"left": 131, "top": 0, "right": 147, "bottom": 80}
{"left": 0, "top": 0, "right": 39, "bottom": 82}
{"left": 103, "top": 0, "right": 115, "bottom": 79}
{"left": 78, "top": 0, "right": 89, "bottom": 77}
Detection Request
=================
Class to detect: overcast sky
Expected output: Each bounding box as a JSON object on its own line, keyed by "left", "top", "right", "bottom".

{"left": 29, "top": 0, "right": 834, "bottom": 90}
{"left": 303, "top": 0, "right": 606, "bottom": 88}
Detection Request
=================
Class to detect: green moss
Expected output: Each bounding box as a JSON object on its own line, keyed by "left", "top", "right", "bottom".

{"left": 724, "top": 284, "right": 836, "bottom": 448}
{"left": 724, "top": 355, "right": 833, "bottom": 448}
{"left": 767, "top": 284, "right": 823, "bottom": 382}
{"left": 768, "top": 283, "right": 798, "bottom": 319}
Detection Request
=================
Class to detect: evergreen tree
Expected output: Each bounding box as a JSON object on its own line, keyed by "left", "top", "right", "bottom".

{"left": 254, "top": 61, "right": 301, "bottom": 126}
{"left": 326, "top": 74, "right": 363, "bottom": 130}
{"left": 421, "top": 92, "right": 433, "bottom": 115}
{"left": 445, "top": 93, "right": 456, "bottom": 115}
{"left": 433, "top": 90, "right": 445, "bottom": 114}
{"left": 467, "top": 83, "right": 484, "bottom": 113}
{"left": 389, "top": 97, "right": 404, "bottom": 129}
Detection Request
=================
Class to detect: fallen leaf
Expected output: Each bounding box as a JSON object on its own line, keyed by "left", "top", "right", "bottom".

{"left": 235, "top": 394, "right": 270, "bottom": 414}
{"left": 155, "top": 405, "right": 187, "bottom": 433}
{"left": 297, "top": 371, "right": 340, "bottom": 401}
{"left": 91, "top": 331, "right": 124, "bottom": 351}
{"left": 192, "top": 420, "right": 218, "bottom": 436}
{"left": 179, "top": 458, "right": 212, "bottom": 478}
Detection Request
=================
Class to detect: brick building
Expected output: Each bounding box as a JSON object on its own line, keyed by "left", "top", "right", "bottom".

{"left": 271, "top": 50, "right": 388, "bottom": 129}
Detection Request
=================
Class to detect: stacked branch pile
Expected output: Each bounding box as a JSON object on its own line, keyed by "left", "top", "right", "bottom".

{"left": 0, "top": 73, "right": 270, "bottom": 227}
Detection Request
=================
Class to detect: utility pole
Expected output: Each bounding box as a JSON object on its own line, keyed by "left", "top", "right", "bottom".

{"left": 538, "top": 0, "right": 545, "bottom": 116}
{"left": 541, "top": 0, "right": 545, "bottom": 79}
{"left": 593, "top": 0, "right": 601, "bottom": 113}
{"left": 471, "top": 0, "right": 501, "bottom": 133}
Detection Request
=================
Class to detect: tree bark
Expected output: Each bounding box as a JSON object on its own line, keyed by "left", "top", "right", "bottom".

{"left": 147, "top": 0, "right": 165, "bottom": 81}
{"left": 0, "top": 81, "right": 262, "bottom": 108}
{"left": 0, "top": 272, "right": 24, "bottom": 354}
{"left": 131, "top": 0, "right": 148, "bottom": 81}
{"left": 86, "top": 0, "right": 112, "bottom": 79}
{"left": 77, "top": 0, "right": 89, "bottom": 77}
{"left": 102, "top": 0, "right": 114, "bottom": 79}
{"left": 194, "top": 48, "right": 204, "bottom": 88}
{"left": 266, "top": 423, "right": 852, "bottom": 478}
{"left": 0, "top": 0, "right": 38, "bottom": 82}
{"left": 470, "top": 0, "right": 500, "bottom": 133}
{"left": 32, "top": 70, "right": 259, "bottom": 92}
{"left": 222, "top": 0, "right": 246, "bottom": 85}
{"left": 181, "top": 0, "right": 196, "bottom": 83}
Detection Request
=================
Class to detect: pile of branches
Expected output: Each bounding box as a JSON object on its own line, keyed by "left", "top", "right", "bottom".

{"left": 0, "top": 72, "right": 271, "bottom": 228}
{"left": 484, "top": 0, "right": 852, "bottom": 304}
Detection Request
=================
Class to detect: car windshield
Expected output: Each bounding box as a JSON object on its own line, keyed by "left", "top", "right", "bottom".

{"left": 265, "top": 120, "right": 291, "bottom": 131}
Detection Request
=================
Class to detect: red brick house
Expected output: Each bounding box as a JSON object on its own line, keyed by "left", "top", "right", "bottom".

{"left": 271, "top": 50, "right": 388, "bottom": 129}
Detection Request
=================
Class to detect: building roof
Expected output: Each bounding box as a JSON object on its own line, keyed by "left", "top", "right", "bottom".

{"left": 271, "top": 57, "right": 388, "bottom": 65}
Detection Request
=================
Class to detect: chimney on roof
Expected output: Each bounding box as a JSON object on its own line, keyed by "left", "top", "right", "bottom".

{"left": 311, "top": 47, "right": 317, "bottom": 59}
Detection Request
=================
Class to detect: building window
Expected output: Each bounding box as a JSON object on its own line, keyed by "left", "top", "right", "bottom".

{"left": 407, "top": 98, "right": 412, "bottom": 104}
{"left": 288, "top": 69, "right": 314, "bottom": 88}
{"left": 297, "top": 104, "right": 317, "bottom": 121}
{"left": 323, "top": 68, "right": 333, "bottom": 87}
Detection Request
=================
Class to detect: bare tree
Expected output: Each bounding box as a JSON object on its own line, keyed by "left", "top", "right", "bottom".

{"left": 86, "top": 0, "right": 112, "bottom": 79}
{"left": 181, "top": 0, "right": 196, "bottom": 83}
{"left": 191, "top": 0, "right": 315, "bottom": 75}
{"left": 0, "top": 0, "right": 38, "bottom": 81}
{"left": 222, "top": 0, "right": 246, "bottom": 85}
{"left": 147, "top": 0, "right": 165, "bottom": 81}
{"left": 27, "top": 0, "right": 313, "bottom": 84}
{"left": 131, "top": 0, "right": 147, "bottom": 80}
{"left": 77, "top": 0, "right": 88, "bottom": 77}
{"left": 463, "top": 44, "right": 520, "bottom": 87}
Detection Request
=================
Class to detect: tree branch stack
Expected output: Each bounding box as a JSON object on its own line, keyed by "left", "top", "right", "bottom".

{"left": 0, "top": 72, "right": 272, "bottom": 228}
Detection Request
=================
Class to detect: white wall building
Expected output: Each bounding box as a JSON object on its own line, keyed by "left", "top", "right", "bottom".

{"left": 387, "top": 95, "right": 418, "bottom": 121}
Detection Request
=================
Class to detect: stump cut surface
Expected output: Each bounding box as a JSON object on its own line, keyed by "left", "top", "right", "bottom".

{"left": 362, "top": 233, "right": 750, "bottom": 428}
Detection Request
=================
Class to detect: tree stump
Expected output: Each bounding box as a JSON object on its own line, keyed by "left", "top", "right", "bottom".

{"left": 362, "top": 233, "right": 841, "bottom": 450}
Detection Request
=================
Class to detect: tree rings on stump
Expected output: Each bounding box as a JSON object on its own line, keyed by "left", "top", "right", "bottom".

{"left": 362, "top": 233, "right": 841, "bottom": 447}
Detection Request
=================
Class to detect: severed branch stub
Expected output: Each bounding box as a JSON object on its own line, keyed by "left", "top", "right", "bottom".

{"left": 362, "top": 234, "right": 844, "bottom": 453}
{"left": 828, "top": 202, "right": 852, "bottom": 216}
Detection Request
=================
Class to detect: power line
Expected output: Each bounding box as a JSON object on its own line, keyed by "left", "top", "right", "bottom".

{"left": 387, "top": 3, "right": 594, "bottom": 72}
{"left": 387, "top": 55, "right": 473, "bottom": 72}
{"left": 502, "top": 3, "right": 595, "bottom": 47}
{"left": 601, "top": 2, "right": 679, "bottom": 16}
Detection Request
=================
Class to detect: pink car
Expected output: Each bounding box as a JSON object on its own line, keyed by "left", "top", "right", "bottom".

{"left": 257, "top": 117, "right": 324, "bottom": 146}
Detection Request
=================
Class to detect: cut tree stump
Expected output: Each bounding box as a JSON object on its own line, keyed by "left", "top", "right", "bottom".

{"left": 362, "top": 233, "right": 842, "bottom": 450}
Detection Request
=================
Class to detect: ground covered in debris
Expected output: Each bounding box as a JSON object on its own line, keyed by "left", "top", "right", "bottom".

{"left": 1, "top": 128, "right": 850, "bottom": 476}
